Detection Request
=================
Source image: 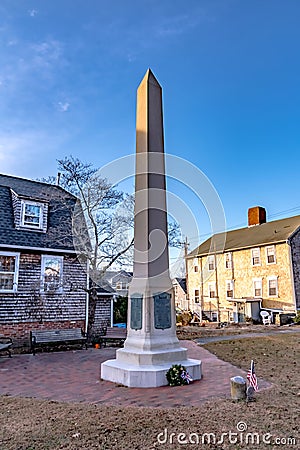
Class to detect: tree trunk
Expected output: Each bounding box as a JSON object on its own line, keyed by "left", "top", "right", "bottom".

{"left": 87, "top": 284, "right": 98, "bottom": 341}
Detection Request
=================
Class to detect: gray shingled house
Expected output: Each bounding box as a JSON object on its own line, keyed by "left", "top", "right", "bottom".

{"left": 0, "top": 174, "right": 90, "bottom": 345}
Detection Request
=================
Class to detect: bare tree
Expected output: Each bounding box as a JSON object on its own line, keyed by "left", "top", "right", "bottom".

{"left": 51, "top": 157, "right": 133, "bottom": 336}
{"left": 42, "top": 156, "right": 181, "bottom": 336}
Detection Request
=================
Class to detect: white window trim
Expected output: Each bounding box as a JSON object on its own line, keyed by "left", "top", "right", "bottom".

{"left": 267, "top": 276, "right": 278, "bottom": 298}
{"left": 266, "top": 245, "right": 276, "bottom": 265}
{"left": 41, "top": 255, "right": 64, "bottom": 293}
{"left": 208, "top": 255, "right": 215, "bottom": 271}
{"left": 21, "top": 200, "right": 44, "bottom": 230}
{"left": 225, "top": 252, "right": 233, "bottom": 269}
{"left": 251, "top": 247, "right": 261, "bottom": 266}
{"left": 226, "top": 279, "right": 234, "bottom": 299}
{"left": 194, "top": 288, "right": 200, "bottom": 304}
{"left": 0, "top": 251, "right": 20, "bottom": 293}
{"left": 253, "top": 277, "right": 262, "bottom": 298}
{"left": 193, "top": 258, "right": 199, "bottom": 272}
{"left": 208, "top": 282, "right": 216, "bottom": 298}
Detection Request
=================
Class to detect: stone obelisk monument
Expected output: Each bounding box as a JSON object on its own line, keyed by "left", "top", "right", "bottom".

{"left": 101, "top": 69, "right": 202, "bottom": 387}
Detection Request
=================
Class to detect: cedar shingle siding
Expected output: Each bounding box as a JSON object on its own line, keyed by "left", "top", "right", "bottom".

{"left": 0, "top": 174, "right": 89, "bottom": 344}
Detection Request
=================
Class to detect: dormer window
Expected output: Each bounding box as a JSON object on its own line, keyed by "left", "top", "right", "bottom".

{"left": 21, "top": 201, "right": 43, "bottom": 229}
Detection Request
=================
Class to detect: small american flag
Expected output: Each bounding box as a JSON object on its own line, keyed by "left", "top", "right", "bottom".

{"left": 247, "top": 360, "right": 258, "bottom": 391}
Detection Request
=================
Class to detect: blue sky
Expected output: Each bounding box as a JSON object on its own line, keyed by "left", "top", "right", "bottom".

{"left": 1, "top": 0, "right": 300, "bottom": 252}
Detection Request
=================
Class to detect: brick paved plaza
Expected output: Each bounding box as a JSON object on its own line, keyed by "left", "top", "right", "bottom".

{"left": 0, "top": 341, "right": 270, "bottom": 407}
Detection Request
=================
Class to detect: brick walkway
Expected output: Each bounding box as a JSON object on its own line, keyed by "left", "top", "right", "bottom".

{"left": 0, "top": 340, "right": 270, "bottom": 408}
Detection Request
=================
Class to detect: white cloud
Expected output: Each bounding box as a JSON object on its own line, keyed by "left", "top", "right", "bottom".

{"left": 7, "top": 39, "right": 17, "bottom": 46}
{"left": 31, "top": 40, "right": 64, "bottom": 69}
{"left": 0, "top": 38, "right": 66, "bottom": 95}
{"left": 155, "top": 11, "right": 208, "bottom": 38}
{"left": 28, "top": 9, "right": 38, "bottom": 17}
{"left": 0, "top": 130, "right": 67, "bottom": 178}
{"left": 58, "top": 101, "right": 70, "bottom": 112}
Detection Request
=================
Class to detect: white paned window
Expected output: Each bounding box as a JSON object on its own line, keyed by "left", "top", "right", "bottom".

{"left": 225, "top": 252, "right": 233, "bottom": 269}
{"left": 0, "top": 252, "right": 19, "bottom": 292}
{"left": 41, "top": 255, "right": 63, "bottom": 292}
{"left": 268, "top": 277, "right": 278, "bottom": 297}
{"left": 21, "top": 201, "right": 43, "bottom": 229}
{"left": 115, "top": 281, "right": 128, "bottom": 290}
{"left": 208, "top": 255, "right": 215, "bottom": 271}
{"left": 251, "top": 248, "right": 261, "bottom": 266}
{"left": 226, "top": 280, "right": 234, "bottom": 299}
{"left": 253, "top": 278, "right": 262, "bottom": 298}
{"left": 194, "top": 289, "right": 200, "bottom": 304}
{"left": 208, "top": 282, "right": 216, "bottom": 298}
{"left": 266, "top": 246, "right": 276, "bottom": 264}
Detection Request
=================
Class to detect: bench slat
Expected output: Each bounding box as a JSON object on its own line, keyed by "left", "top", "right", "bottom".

{"left": 0, "top": 341, "right": 12, "bottom": 357}
{"left": 99, "top": 327, "right": 127, "bottom": 348}
{"left": 30, "top": 328, "right": 87, "bottom": 355}
{"left": 0, "top": 343, "right": 12, "bottom": 350}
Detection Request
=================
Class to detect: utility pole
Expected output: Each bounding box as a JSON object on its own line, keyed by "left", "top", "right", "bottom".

{"left": 184, "top": 236, "right": 190, "bottom": 311}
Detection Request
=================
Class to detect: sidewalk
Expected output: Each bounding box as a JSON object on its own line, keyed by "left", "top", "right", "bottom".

{"left": 0, "top": 340, "right": 270, "bottom": 408}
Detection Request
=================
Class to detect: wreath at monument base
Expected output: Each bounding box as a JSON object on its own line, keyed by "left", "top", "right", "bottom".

{"left": 166, "top": 364, "right": 193, "bottom": 386}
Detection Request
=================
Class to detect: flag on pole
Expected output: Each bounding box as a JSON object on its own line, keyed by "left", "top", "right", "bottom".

{"left": 247, "top": 360, "right": 258, "bottom": 391}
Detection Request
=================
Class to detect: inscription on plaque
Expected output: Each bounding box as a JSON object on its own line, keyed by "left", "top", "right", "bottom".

{"left": 154, "top": 292, "right": 171, "bottom": 329}
{"left": 130, "top": 294, "right": 143, "bottom": 330}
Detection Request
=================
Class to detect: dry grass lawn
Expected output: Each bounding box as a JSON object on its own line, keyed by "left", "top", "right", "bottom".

{"left": 0, "top": 332, "right": 299, "bottom": 449}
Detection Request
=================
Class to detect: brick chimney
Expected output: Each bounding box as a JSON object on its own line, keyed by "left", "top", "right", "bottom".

{"left": 248, "top": 206, "right": 266, "bottom": 227}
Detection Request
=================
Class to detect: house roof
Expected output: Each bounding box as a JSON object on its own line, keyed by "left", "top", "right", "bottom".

{"left": 0, "top": 173, "right": 85, "bottom": 252}
{"left": 188, "top": 214, "right": 300, "bottom": 257}
{"left": 175, "top": 277, "right": 187, "bottom": 293}
{"left": 96, "top": 280, "right": 116, "bottom": 295}
{"left": 104, "top": 270, "right": 133, "bottom": 282}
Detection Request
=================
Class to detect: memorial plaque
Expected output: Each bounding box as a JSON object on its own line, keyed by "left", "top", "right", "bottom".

{"left": 131, "top": 294, "right": 143, "bottom": 330}
{"left": 154, "top": 292, "right": 171, "bottom": 329}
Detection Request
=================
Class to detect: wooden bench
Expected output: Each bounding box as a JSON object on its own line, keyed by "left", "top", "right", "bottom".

{"left": 99, "top": 327, "right": 127, "bottom": 348}
{"left": 30, "top": 328, "right": 87, "bottom": 355}
{"left": 0, "top": 337, "right": 13, "bottom": 358}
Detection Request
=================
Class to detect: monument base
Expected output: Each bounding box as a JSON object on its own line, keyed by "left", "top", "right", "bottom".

{"left": 101, "top": 352, "right": 202, "bottom": 388}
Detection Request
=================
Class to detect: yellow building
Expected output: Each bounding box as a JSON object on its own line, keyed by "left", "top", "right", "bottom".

{"left": 186, "top": 207, "right": 300, "bottom": 324}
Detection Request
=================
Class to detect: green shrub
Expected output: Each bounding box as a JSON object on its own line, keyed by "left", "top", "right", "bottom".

{"left": 293, "top": 311, "right": 300, "bottom": 324}
{"left": 113, "top": 296, "right": 128, "bottom": 324}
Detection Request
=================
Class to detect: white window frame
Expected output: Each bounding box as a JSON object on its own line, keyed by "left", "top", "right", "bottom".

{"left": 193, "top": 258, "right": 198, "bottom": 273}
{"left": 208, "top": 282, "right": 216, "bottom": 298}
{"left": 21, "top": 200, "right": 44, "bottom": 229}
{"left": 253, "top": 278, "right": 262, "bottom": 298}
{"left": 41, "top": 255, "right": 63, "bottom": 293}
{"left": 266, "top": 245, "right": 276, "bottom": 265}
{"left": 226, "top": 280, "right": 234, "bottom": 299}
{"left": 267, "top": 276, "right": 278, "bottom": 298}
{"left": 194, "top": 289, "right": 200, "bottom": 304}
{"left": 251, "top": 248, "right": 261, "bottom": 266}
{"left": 225, "top": 252, "right": 233, "bottom": 269}
{"left": 0, "top": 251, "right": 20, "bottom": 292}
{"left": 208, "top": 255, "right": 215, "bottom": 271}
